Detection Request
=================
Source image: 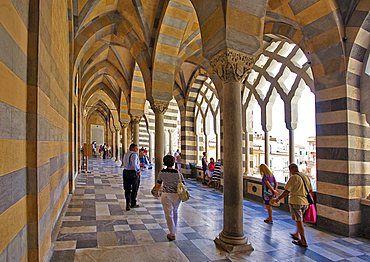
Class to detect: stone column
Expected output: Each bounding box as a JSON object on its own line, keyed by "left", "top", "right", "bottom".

{"left": 264, "top": 131, "right": 270, "bottom": 165}
{"left": 131, "top": 115, "right": 141, "bottom": 145}
{"left": 121, "top": 123, "right": 128, "bottom": 167}
{"left": 164, "top": 129, "right": 169, "bottom": 155}
{"left": 152, "top": 100, "right": 169, "bottom": 181}
{"left": 168, "top": 129, "right": 173, "bottom": 155}
{"left": 149, "top": 131, "right": 154, "bottom": 162}
{"left": 111, "top": 129, "right": 116, "bottom": 160}
{"left": 115, "top": 128, "right": 121, "bottom": 166}
{"left": 204, "top": 134, "right": 208, "bottom": 155}
{"left": 210, "top": 49, "right": 254, "bottom": 252}
{"left": 245, "top": 131, "right": 250, "bottom": 174}
{"left": 216, "top": 133, "right": 220, "bottom": 161}
{"left": 289, "top": 129, "right": 295, "bottom": 164}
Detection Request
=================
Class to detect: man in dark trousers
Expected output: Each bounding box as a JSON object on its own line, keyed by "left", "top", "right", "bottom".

{"left": 122, "top": 143, "right": 141, "bottom": 211}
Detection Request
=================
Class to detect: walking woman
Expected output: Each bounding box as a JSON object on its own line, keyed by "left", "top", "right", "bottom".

{"left": 259, "top": 163, "right": 278, "bottom": 224}
{"left": 154, "top": 155, "right": 183, "bottom": 241}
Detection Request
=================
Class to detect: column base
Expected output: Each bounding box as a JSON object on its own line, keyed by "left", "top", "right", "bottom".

{"left": 214, "top": 231, "right": 253, "bottom": 253}
{"left": 115, "top": 160, "right": 122, "bottom": 166}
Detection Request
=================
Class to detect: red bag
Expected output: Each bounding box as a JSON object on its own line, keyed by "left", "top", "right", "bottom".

{"left": 304, "top": 204, "right": 317, "bottom": 224}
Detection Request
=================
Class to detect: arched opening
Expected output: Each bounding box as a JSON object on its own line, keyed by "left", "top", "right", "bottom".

{"left": 243, "top": 38, "right": 316, "bottom": 187}
{"left": 194, "top": 77, "right": 220, "bottom": 164}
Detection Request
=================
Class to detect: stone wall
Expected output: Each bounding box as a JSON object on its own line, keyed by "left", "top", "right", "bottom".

{"left": 0, "top": 0, "right": 30, "bottom": 261}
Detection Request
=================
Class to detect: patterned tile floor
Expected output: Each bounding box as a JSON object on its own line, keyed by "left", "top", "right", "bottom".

{"left": 51, "top": 159, "right": 370, "bottom": 262}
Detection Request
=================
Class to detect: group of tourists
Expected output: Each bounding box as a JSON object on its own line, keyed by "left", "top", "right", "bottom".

{"left": 201, "top": 152, "right": 222, "bottom": 188}
{"left": 91, "top": 141, "right": 112, "bottom": 159}
{"left": 260, "top": 162, "right": 313, "bottom": 248}
{"left": 122, "top": 144, "right": 313, "bottom": 247}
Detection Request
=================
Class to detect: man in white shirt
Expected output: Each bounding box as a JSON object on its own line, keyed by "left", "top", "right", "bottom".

{"left": 122, "top": 143, "right": 141, "bottom": 211}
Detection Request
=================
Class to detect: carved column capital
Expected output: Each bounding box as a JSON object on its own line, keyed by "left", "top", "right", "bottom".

{"left": 121, "top": 122, "right": 129, "bottom": 129}
{"left": 210, "top": 48, "right": 255, "bottom": 83}
{"left": 130, "top": 115, "right": 141, "bottom": 124}
{"left": 151, "top": 100, "right": 169, "bottom": 114}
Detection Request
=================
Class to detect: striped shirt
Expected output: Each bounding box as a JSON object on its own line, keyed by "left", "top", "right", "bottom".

{"left": 212, "top": 162, "right": 222, "bottom": 182}
{"left": 157, "top": 168, "right": 183, "bottom": 193}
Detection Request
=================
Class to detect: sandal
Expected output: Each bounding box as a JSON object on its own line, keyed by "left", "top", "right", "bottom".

{"left": 263, "top": 219, "right": 273, "bottom": 224}
{"left": 290, "top": 233, "right": 299, "bottom": 240}
{"left": 292, "top": 240, "right": 308, "bottom": 248}
{"left": 166, "top": 234, "right": 176, "bottom": 241}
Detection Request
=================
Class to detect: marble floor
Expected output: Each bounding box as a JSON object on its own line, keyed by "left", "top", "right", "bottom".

{"left": 50, "top": 159, "right": 370, "bottom": 262}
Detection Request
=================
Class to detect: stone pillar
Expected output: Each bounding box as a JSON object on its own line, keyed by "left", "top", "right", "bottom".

{"left": 245, "top": 131, "right": 250, "bottom": 174}
{"left": 289, "top": 129, "right": 295, "bottom": 164}
{"left": 216, "top": 133, "right": 220, "bottom": 161}
{"left": 111, "top": 129, "right": 116, "bottom": 160}
{"left": 264, "top": 131, "right": 270, "bottom": 166}
{"left": 149, "top": 131, "right": 154, "bottom": 162}
{"left": 164, "top": 129, "right": 169, "bottom": 155}
{"left": 204, "top": 134, "right": 208, "bottom": 155}
{"left": 131, "top": 115, "right": 141, "bottom": 145}
{"left": 169, "top": 129, "right": 173, "bottom": 155}
{"left": 152, "top": 100, "right": 169, "bottom": 181}
{"left": 121, "top": 123, "right": 128, "bottom": 167}
{"left": 210, "top": 49, "right": 254, "bottom": 252}
{"left": 115, "top": 128, "right": 121, "bottom": 166}
{"left": 196, "top": 135, "right": 200, "bottom": 164}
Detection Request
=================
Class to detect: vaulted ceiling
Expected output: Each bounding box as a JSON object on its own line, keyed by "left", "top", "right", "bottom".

{"left": 72, "top": 0, "right": 361, "bottom": 126}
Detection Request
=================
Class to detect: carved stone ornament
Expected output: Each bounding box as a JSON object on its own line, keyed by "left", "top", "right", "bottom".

{"left": 210, "top": 49, "right": 255, "bottom": 83}
{"left": 121, "top": 122, "right": 129, "bottom": 129}
{"left": 131, "top": 115, "right": 142, "bottom": 124}
{"left": 151, "top": 100, "right": 169, "bottom": 114}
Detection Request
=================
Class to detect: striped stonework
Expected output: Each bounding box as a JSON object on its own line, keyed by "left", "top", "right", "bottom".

{"left": 287, "top": 0, "right": 368, "bottom": 236}
{"left": 182, "top": 73, "right": 208, "bottom": 170}
{"left": 192, "top": 0, "right": 268, "bottom": 58}
{"left": 130, "top": 63, "right": 146, "bottom": 117}
{"left": 0, "top": 0, "right": 29, "bottom": 260}
{"left": 139, "top": 116, "right": 150, "bottom": 148}
{"left": 152, "top": 0, "right": 195, "bottom": 100}
{"left": 3, "top": 0, "right": 72, "bottom": 261}
{"left": 263, "top": 0, "right": 370, "bottom": 236}
{"left": 139, "top": 99, "right": 180, "bottom": 152}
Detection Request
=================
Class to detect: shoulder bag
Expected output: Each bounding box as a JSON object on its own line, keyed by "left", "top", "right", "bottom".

{"left": 297, "top": 173, "right": 314, "bottom": 205}
{"left": 123, "top": 153, "right": 137, "bottom": 179}
{"left": 177, "top": 173, "right": 190, "bottom": 202}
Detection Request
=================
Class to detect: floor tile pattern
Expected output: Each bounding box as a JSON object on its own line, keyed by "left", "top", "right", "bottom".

{"left": 51, "top": 159, "right": 370, "bottom": 262}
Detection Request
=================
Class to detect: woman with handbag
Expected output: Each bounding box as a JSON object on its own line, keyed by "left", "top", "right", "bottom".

{"left": 154, "top": 155, "right": 184, "bottom": 241}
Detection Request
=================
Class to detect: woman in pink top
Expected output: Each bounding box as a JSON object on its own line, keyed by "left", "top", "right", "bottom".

{"left": 207, "top": 158, "right": 215, "bottom": 186}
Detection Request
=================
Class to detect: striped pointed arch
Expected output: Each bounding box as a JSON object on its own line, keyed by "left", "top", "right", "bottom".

{"left": 74, "top": 11, "right": 120, "bottom": 71}
{"left": 190, "top": 0, "right": 268, "bottom": 58}
{"left": 265, "top": 0, "right": 368, "bottom": 236}
{"left": 81, "top": 60, "right": 130, "bottom": 100}
{"left": 77, "top": 0, "right": 118, "bottom": 34}
{"left": 347, "top": 11, "right": 370, "bottom": 122}
{"left": 73, "top": 10, "right": 151, "bottom": 89}
{"left": 129, "top": 63, "right": 147, "bottom": 117}
{"left": 120, "top": 91, "right": 130, "bottom": 125}
{"left": 181, "top": 71, "right": 209, "bottom": 166}
{"left": 152, "top": 0, "right": 198, "bottom": 101}
{"left": 85, "top": 89, "right": 120, "bottom": 129}
{"left": 81, "top": 73, "right": 120, "bottom": 109}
